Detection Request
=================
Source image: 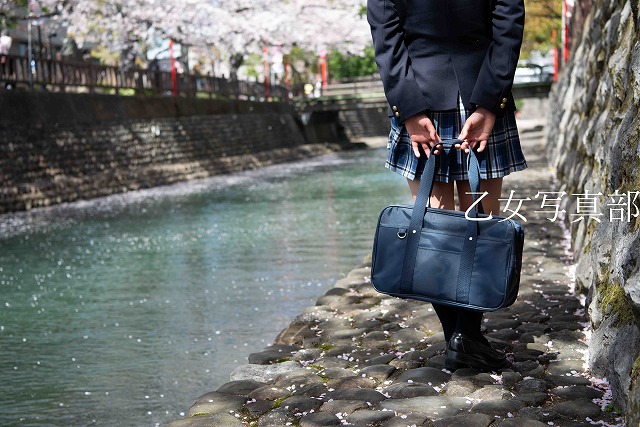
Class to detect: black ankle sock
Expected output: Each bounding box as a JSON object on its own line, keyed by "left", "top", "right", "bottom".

{"left": 432, "top": 303, "right": 457, "bottom": 342}
{"left": 455, "top": 309, "right": 487, "bottom": 343}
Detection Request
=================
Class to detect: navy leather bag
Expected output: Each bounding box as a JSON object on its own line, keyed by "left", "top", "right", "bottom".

{"left": 371, "top": 140, "right": 524, "bottom": 311}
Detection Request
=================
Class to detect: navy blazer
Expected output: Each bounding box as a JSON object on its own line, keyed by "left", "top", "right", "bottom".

{"left": 367, "top": 0, "right": 525, "bottom": 122}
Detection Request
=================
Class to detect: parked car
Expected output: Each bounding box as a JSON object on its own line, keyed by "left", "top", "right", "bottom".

{"left": 514, "top": 63, "right": 553, "bottom": 84}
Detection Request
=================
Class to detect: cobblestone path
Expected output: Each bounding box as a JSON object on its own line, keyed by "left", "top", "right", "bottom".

{"left": 169, "top": 123, "right": 625, "bottom": 427}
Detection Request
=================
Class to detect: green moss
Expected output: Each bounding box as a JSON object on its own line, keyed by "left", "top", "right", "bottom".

{"left": 583, "top": 221, "right": 598, "bottom": 254}
{"left": 603, "top": 403, "right": 622, "bottom": 416}
{"left": 597, "top": 271, "right": 636, "bottom": 327}
{"left": 631, "top": 1, "right": 639, "bottom": 24}
{"left": 190, "top": 412, "right": 209, "bottom": 417}
{"left": 307, "top": 363, "right": 324, "bottom": 370}
{"left": 235, "top": 406, "right": 259, "bottom": 425}
{"left": 617, "top": 152, "right": 640, "bottom": 233}
{"left": 271, "top": 395, "right": 291, "bottom": 409}
{"left": 414, "top": 328, "right": 436, "bottom": 337}
{"left": 315, "top": 343, "right": 335, "bottom": 352}
{"left": 631, "top": 354, "right": 640, "bottom": 387}
{"left": 316, "top": 372, "right": 330, "bottom": 384}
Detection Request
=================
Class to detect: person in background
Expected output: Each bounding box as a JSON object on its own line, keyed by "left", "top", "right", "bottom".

{"left": 0, "top": 31, "right": 13, "bottom": 89}
{"left": 367, "top": 0, "right": 527, "bottom": 371}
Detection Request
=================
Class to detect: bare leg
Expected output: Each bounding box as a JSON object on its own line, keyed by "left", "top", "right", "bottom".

{"left": 407, "top": 178, "right": 455, "bottom": 209}
{"left": 456, "top": 177, "right": 503, "bottom": 213}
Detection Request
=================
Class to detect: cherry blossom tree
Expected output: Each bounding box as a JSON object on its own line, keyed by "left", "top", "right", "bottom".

{"left": 2, "top": 0, "right": 371, "bottom": 72}
{"left": 206, "top": 0, "right": 370, "bottom": 77}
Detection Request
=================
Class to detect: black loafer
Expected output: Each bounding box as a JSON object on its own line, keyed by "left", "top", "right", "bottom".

{"left": 445, "top": 332, "right": 510, "bottom": 372}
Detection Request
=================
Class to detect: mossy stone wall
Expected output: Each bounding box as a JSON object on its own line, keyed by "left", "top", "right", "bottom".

{"left": 546, "top": 0, "right": 640, "bottom": 423}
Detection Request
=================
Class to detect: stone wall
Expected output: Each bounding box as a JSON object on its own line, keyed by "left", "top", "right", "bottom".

{"left": 0, "top": 93, "right": 348, "bottom": 214}
{"left": 545, "top": 0, "right": 640, "bottom": 423}
{"left": 338, "top": 107, "right": 390, "bottom": 139}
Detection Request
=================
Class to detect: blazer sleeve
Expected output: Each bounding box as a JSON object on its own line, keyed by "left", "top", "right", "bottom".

{"left": 367, "top": 0, "right": 429, "bottom": 123}
{"left": 469, "top": 0, "right": 525, "bottom": 114}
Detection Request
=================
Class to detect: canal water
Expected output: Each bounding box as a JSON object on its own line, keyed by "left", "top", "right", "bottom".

{"left": 0, "top": 146, "right": 409, "bottom": 426}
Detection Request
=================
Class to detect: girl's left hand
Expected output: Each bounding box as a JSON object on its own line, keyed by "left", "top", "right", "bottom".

{"left": 456, "top": 107, "right": 496, "bottom": 153}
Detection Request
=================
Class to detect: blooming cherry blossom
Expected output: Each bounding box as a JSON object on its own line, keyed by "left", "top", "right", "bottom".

{"left": 3, "top": 0, "right": 371, "bottom": 67}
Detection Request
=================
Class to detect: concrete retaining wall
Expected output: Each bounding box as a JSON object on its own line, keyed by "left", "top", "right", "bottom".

{"left": 338, "top": 107, "right": 390, "bottom": 139}
{"left": 0, "top": 93, "right": 348, "bottom": 214}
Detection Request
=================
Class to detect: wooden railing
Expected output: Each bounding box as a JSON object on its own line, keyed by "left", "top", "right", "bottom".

{"left": 319, "top": 75, "right": 553, "bottom": 100}
{"left": 321, "top": 76, "right": 384, "bottom": 98}
{"left": 298, "top": 75, "right": 552, "bottom": 113}
{"left": 0, "top": 54, "right": 288, "bottom": 100}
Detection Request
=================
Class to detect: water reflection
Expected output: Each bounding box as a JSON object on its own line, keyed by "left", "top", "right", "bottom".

{"left": 0, "top": 148, "right": 408, "bottom": 426}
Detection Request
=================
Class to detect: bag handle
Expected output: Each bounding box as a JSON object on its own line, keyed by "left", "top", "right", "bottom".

{"left": 417, "top": 140, "right": 483, "bottom": 215}
{"left": 399, "top": 140, "right": 483, "bottom": 304}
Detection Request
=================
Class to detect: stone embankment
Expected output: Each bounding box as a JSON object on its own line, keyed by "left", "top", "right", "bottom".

{"left": 0, "top": 93, "right": 358, "bottom": 214}
{"left": 546, "top": 0, "right": 640, "bottom": 421}
{"left": 168, "top": 123, "right": 624, "bottom": 427}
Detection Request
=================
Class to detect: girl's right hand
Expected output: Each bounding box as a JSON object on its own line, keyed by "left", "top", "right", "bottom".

{"left": 457, "top": 107, "right": 496, "bottom": 153}
{"left": 404, "top": 113, "right": 441, "bottom": 158}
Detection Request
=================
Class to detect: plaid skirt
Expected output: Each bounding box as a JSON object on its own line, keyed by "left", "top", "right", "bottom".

{"left": 385, "top": 103, "right": 527, "bottom": 182}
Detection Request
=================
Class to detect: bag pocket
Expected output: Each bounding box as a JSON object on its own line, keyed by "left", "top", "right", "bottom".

{"left": 371, "top": 224, "right": 407, "bottom": 294}
{"left": 469, "top": 237, "right": 514, "bottom": 309}
{"left": 412, "top": 232, "right": 465, "bottom": 302}
{"left": 412, "top": 246, "right": 462, "bottom": 302}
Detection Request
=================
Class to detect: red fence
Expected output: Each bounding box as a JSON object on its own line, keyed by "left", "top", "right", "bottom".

{"left": 0, "top": 54, "right": 288, "bottom": 100}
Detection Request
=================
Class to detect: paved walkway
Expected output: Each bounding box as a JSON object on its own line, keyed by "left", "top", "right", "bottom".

{"left": 169, "top": 122, "right": 624, "bottom": 427}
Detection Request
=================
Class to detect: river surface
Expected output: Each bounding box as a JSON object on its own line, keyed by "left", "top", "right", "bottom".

{"left": 0, "top": 146, "right": 409, "bottom": 426}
